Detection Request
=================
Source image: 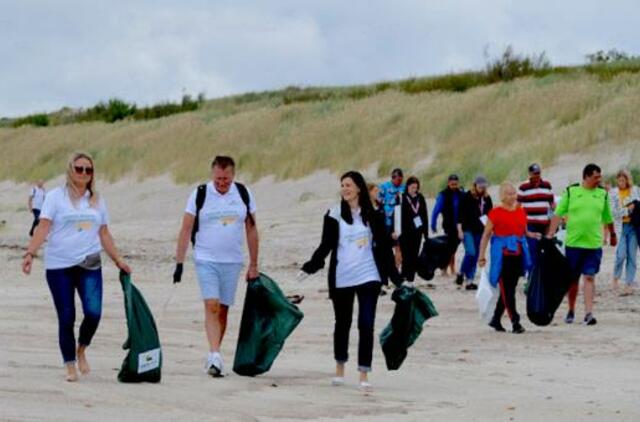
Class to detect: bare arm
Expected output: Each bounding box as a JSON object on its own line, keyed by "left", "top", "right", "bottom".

{"left": 99, "top": 225, "right": 131, "bottom": 273}
{"left": 22, "top": 219, "right": 51, "bottom": 274}
{"left": 477, "top": 220, "right": 494, "bottom": 267}
{"left": 546, "top": 215, "right": 562, "bottom": 238}
{"left": 245, "top": 214, "right": 259, "bottom": 280}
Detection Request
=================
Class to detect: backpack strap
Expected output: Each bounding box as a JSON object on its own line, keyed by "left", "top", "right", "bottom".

{"left": 190, "top": 184, "right": 207, "bottom": 246}
{"left": 235, "top": 182, "right": 255, "bottom": 226}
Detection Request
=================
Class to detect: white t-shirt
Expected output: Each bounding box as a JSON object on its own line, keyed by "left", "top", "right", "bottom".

{"left": 30, "top": 186, "right": 46, "bottom": 210}
{"left": 185, "top": 182, "right": 257, "bottom": 264}
{"left": 39, "top": 187, "right": 109, "bottom": 270}
{"left": 334, "top": 207, "right": 381, "bottom": 288}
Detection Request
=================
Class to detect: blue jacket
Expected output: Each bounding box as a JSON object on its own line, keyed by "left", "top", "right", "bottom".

{"left": 489, "top": 235, "right": 532, "bottom": 287}
{"left": 378, "top": 180, "right": 405, "bottom": 227}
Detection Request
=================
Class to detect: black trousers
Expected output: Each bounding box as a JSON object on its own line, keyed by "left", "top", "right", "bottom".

{"left": 400, "top": 233, "right": 421, "bottom": 281}
{"left": 331, "top": 281, "right": 381, "bottom": 372}
{"left": 493, "top": 254, "right": 523, "bottom": 324}
{"left": 29, "top": 209, "right": 41, "bottom": 237}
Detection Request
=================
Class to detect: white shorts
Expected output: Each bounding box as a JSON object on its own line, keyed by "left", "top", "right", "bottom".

{"left": 194, "top": 261, "right": 244, "bottom": 306}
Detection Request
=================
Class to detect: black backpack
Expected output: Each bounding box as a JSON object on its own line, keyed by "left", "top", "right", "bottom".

{"left": 191, "top": 182, "right": 254, "bottom": 246}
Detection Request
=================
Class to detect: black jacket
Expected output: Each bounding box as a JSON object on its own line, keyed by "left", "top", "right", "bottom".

{"left": 459, "top": 191, "right": 493, "bottom": 233}
{"left": 302, "top": 205, "right": 401, "bottom": 298}
{"left": 439, "top": 188, "right": 465, "bottom": 235}
{"left": 400, "top": 193, "right": 428, "bottom": 241}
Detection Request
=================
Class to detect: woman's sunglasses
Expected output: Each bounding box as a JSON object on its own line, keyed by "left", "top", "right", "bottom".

{"left": 74, "top": 166, "right": 94, "bottom": 175}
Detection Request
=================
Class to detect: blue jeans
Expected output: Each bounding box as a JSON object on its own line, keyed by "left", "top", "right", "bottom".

{"left": 331, "top": 281, "right": 381, "bottom": 372}
{"left": 460, "top": 231, "right": 482, "bottom": 281}
{"left": 614, "top": 223, "right": 638, "bottom": 285}
{"left": 46, "top": 266, "right": 103, "bottom": 363}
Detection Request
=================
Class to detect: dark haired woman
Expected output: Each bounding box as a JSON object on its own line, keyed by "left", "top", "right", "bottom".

{"left": 301, "top": 171, "right": 401, "bottom": 391}
{"left": 395, "top": 176, "right": 428, "bottom": 283}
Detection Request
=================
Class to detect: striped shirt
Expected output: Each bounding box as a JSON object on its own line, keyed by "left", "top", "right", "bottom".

{"left": 517, "top": 179, "right": 555, "bottom": 226}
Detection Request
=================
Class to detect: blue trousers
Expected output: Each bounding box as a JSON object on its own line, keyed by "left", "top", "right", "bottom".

{"left": 46, "top": 266, "right": 103, "bottom": 363}
{"left": 460, "top": 231, "right": 483, "bottom": 281}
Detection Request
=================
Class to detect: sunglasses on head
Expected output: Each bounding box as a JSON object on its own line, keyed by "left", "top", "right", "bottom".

{"left": 74, "top": 166, "right": 94, "bottom": 175}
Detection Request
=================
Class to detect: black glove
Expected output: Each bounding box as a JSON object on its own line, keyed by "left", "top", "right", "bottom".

{"left": 173, "top": 263, "right": 183, "bottom": 284}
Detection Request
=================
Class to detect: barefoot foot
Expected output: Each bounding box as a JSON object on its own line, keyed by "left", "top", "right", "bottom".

{"left": 77, "top": 346, "right": 90, "bottom": 375}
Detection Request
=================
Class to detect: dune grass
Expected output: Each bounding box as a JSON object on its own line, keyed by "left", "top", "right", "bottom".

{"left": 1, "top": 68, "right": 640, "bottom": 194}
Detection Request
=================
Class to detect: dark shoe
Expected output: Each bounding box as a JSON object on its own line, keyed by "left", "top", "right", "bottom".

{"left": 455, "top": 273, "right": 464, "bottom": 286}
{"left": 489, "top": 319, "right": 506, "bottom": 332}
{"left": 465, "top": 283, "right": 478, "bottom": 291}
{"left": 583, "top": 313, "right": 597, "bottom": 326}
{"left": 564, "top": 310, "right": 575, "bottom": 324}
{"left": 512, "top": 323, "right": 525, "bottom": 334}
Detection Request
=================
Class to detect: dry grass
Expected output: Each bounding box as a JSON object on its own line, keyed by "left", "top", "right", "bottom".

{"left": 1, "top": 71, "right": 639, "bottom": 194}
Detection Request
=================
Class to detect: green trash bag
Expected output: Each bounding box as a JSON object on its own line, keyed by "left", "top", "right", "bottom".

{"left": 380, "top": 285, "right": 438, "bottom": 371}
{"left": 233, "top": 273, "right": 304, "bottom": 377}
{"left": 118, "top": 272, "right": 162, "bottom": 383}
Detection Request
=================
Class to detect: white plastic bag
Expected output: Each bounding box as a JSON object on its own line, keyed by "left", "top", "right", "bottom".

{"left": 475, "top": 268, "right": 499, "bottom": 322}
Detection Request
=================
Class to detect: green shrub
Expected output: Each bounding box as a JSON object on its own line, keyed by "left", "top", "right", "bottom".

{"left": 11, "top": 113, "right": 50, "bottom": 127}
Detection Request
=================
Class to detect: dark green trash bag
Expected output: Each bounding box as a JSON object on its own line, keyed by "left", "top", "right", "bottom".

{"left": 380, "top": 286, "right": 438, "bottom": 370}
{"left": 233, "top": 273, "right": 303, "bottom": 377}
{"left": 118, "top": 272, "right": 162, "bottom": 383}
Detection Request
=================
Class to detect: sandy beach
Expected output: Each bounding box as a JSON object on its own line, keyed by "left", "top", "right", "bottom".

{"left": 1, "top": 171, "right": 639, "bottom": 422}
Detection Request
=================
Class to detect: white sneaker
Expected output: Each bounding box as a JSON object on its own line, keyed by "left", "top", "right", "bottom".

{"left": 331, "top": 376, "right": 345, "bottom": 386}
{"left": 205, "top": 352, "right": 224, "bottom": 377}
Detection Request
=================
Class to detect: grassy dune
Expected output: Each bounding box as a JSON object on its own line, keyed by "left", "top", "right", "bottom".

{"left": 1, "top": 69, "right": 640, "bottom": 193}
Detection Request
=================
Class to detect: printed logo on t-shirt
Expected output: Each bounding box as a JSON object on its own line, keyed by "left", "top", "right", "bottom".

{"left": 203, "top": 210, "right": 240, "bottom": 226}
{"left": 345, "top": 230, "right": 371, "bottom": 249}
{"left": 62, "top": 213, "right": 98, "bottom": 232}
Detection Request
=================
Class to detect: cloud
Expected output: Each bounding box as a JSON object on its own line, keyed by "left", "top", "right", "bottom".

{"left": 0, "top": 0, "right": 637, "bottom": 116}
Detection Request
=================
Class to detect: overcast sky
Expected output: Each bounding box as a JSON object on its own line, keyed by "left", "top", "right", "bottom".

{"left": 1, "top": 0, "right": 637, "bottom": 117}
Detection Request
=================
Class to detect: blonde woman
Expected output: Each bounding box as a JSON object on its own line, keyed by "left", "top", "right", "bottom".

{"left": 479, "top": 182, "right": 539, "bottom": 333}
{"left": 610, "top": 170, "right": 640, "bottom": 295}
{"left": 22, "top": 152, "right": 131, "bottom": 382}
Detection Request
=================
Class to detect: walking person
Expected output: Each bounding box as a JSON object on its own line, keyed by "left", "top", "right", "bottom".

{"left": 28, "top": 180, "right": 46, "bottom": 237}
{"left": 21, "top": 152, "right": 131, "bottom": 382}
{"left": 546, "top": 164, "right": 616, "bottom": 325}
{"left": 431, "top": 174, "right": 465, "bottom": 277}
{"left": 396, "top": 176, "right": 428, "bottom": 282}
{"left": 517, "top": 164, "right": 555, "bottom": 269}
{"left": 173, "top": 156, "right": 259, "bottom": 377}
{"left": 378, "top": 169, "right": 405, "bottom": 269}
{"left": 478, "top": 182, "right": 537, "bottom": 334}
{"left": 301, "top": 171, "right": 401, "bottom": 391}
{"left": 457, "top": 176, "right": 493, "bottom": 290}
{"left": 609, "top": 170, "right": 639, "bottom": 296}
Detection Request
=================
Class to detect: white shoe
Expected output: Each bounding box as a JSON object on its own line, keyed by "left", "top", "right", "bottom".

{"left": 359, "top": 381, "right": 373, "bottom": 392}
{"left": 331, "top": 376, "right": 345, "bottom": 386}
{"left": 205, "top": 352, "right": 224, "bottom": 377}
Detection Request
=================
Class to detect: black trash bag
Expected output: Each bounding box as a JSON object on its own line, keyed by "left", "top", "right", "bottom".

{"left": 233, "top": 273, "right": 304, "bottom": 377}
{"left": 526, "top": 239, "right": 572, "bottom": 326}
{"left": 118, "top": 272, "right": 162, "bottom": 383}
{"left": 380, "top": 286, "right": 438, "bottom": 370}
{"left": 417, "top": 235, "right": 456, "bottom": 281}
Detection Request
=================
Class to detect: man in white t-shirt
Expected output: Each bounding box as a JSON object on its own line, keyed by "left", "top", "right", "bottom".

{"left": 28, "top": 180, "right": 46, "bottom": 237}
{"left": 174, "top": 156, "right": 259, "bottom": 377}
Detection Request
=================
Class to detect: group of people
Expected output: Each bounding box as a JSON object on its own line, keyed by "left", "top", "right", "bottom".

{"left": 20, "top": 152, "right": 639, "bottom": 389}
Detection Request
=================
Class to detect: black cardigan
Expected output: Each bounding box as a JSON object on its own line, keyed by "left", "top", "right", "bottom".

{"left": 459, "top": 191, "right": 493, "bottom": 233}
{"left": 399, "top": 193, "right": 428, "bottom": 241}
{"left": 301, "top": 206, "right": 401, "bottom": 298}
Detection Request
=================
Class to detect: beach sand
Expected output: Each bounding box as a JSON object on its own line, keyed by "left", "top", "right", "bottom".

{"left": 1, "top": 170, "right": 639, "bottom": 421}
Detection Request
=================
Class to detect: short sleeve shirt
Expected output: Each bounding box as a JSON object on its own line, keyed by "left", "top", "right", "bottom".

{"left": 40, "top": 187, "right": 109, "bottom": 270}
{"left": 488, "top": 206, "right": 527, "bottom": 237}
{"left": 554, "top": 185, "right": 613, "bottom": 249}
{"left": 186, "top": 182, "right": 257, "bottom": 263}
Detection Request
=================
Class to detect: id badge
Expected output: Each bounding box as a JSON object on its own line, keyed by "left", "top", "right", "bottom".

{"left": 479, "top": 215, "right": 488, "bottom": 226}
{"left": 413, "top": 216, "right": 423, "bottom": 229}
